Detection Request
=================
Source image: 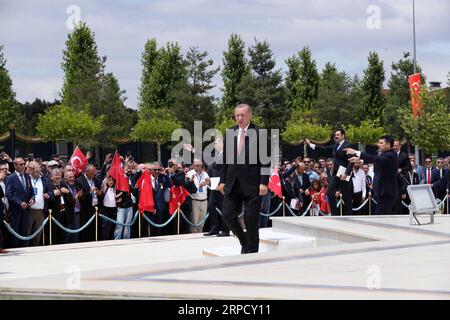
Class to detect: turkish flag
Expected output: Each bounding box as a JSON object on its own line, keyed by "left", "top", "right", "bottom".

{"left": 69, "top": 146, "right": 87, "bottom": 176}
{"left": 268, "top": 166, "right": 283, "bottom": 199}
{"left": 408, "top": 73, "right": 422, "bottom": 118}
{"left": 169, "top": 185, "right": 190, "bottom": 215}
{"left": 108, "top": 151, "right": 130, "bottom": 193}
{"left": 136, "top": 169, "right": 155, "bottom": 214}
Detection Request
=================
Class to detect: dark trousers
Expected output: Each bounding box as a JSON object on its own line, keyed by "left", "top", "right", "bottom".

{"left": 374, "top": 196, "right": 396, "bottom": 215}
{"left": 8, "top": 209, "right": 30, "bottom": 248}
{"left": 352, "top": 191, "right": 363, "bottom": 215}
{"left": 339, "top": 180, "right": 353, "bottom": 215}
{"left": 100, "top": 206, "right": 117, "bottom": 240}
{"left": 148, "top": 209, "right": 167, "bottom": 237}
{"left": 52, "top": 211, "right": 67, "bottom": 245}
{"left": 80, "top": 206, "right": 96, "bottom": 242}
{"left": 66, "top": 213, "right": 81, "bottom": 243}
{"left": 207, "top": 190, "right": 228, "bottom": 234}
{"left": 222, "top": 181, "right": 261, "bottom": 254}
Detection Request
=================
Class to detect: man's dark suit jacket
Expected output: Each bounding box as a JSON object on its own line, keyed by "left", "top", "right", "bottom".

{"left": 359, "top": 150, "right": 398, "bottom": 198}
{"left": 5, "top": 172, "right": 34, "bottom": 218}
{"left": 292, "top": 172, "right": 311, "bottom": 199}
{"left": 432, "top": 168, "right": 449, "bottom": 198}
{"left": 75, "top": 174, "right": 102, "bottom": 213}
{"left": 397, "top": 151, "right": 412, "bottom": 173}
{"left": 310, "top": 140, "right": 353, "bottom": 175}
{"left": 220, "top": 123, "right": 270, "bottom": 196}
{"left": 152, "top": 174, "right": 171, "bottom": 213}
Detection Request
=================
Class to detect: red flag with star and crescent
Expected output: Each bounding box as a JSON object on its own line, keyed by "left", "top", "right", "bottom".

{"left": 136, "top": 169, "right": 155, "bottom": 214}
{"left": 69, "top": 146, "right": 88, "bottom": 176}
{"left": 169, "top": 185, "right": 190, "bottom": 215}
{"left": 408, "top": 73, "right": 422, "bottom": 118}
{"left": 108, "top": 151, "right": 130, "bottom": 193}
{"left": 268, "top": 166, "right": 283, "bottom": 199}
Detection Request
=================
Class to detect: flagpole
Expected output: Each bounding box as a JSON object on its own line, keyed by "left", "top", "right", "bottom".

{"left": 412, "top": 0, "right": 420, "bottom": 163}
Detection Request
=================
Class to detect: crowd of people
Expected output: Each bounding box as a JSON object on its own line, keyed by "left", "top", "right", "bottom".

{"left": 0, "top": 129, "right": 449, "bottom": 253}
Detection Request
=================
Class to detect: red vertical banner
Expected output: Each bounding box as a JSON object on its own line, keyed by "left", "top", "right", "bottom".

{"left": 408, "top": 73, "right": 422, "bottom": 118}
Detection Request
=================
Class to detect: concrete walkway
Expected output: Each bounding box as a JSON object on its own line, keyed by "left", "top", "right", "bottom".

{"left": 1, "top": 215, "right": 450, "bottom": 299}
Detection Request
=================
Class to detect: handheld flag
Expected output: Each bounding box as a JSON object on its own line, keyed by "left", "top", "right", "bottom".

{"left": 268, "top": 166, "right": 283, "bottom": 199}
{"left": 69, "top": 146, "right": 88, "bottom": 176}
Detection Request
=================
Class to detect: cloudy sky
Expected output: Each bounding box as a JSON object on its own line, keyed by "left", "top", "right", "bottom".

{"left": 1, "top": 0, "right": 449, "bottom": 109}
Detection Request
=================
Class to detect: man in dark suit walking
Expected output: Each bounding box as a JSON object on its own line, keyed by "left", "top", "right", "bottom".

{"left": 304, "top": 128, "right": 353, "bottom": 215}
{"left": 5, "top": 157, "right": 35, "bottom": 247}
{"left": 344, "top": 135, "right": 398, "bottom": 215}
{"left": 218, "top": 104, "right": 270, "bottom": 254}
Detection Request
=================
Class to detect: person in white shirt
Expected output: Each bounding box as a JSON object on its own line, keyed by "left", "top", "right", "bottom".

{"left": 186, "top": 159, "right": 210, "bottom": 233}
{"left": 101, "top": 176, "right": 117, "bottom": 240}
{"left": 351, "top": 160, "right": 367, "bottom": 213}
{"left": 27, "top": 161, "right": 50, "bottom": 246}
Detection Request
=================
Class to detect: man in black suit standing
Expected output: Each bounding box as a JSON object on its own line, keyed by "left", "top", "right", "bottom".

{"left": 5, "top": 157, "right": 35, "bottom": 247}
{"left": 392, "top": 140, "right": 412, "bottom": 214}
{"left": 304, "top": 128, "right": 353, "bottom": 215}
{"left": 218, "top": 104, "right": 270, "bottom": 254}
{"left": 344, "top": 135, "right": 398, "bottom": 215}
{"left": 75, "top": 165, "right": 102, "bottom": 242}
{"left": 204, "top": 137, "right": 230, "bottom": 237}
{"left": 324, "top": 158, "right": 339, "bottom": 215}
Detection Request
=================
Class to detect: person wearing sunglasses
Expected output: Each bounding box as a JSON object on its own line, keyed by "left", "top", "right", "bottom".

{"left": 5, "top": 157, "right": 35, "bottom": 248}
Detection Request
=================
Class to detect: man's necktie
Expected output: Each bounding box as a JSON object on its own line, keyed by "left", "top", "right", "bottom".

{"left": 238, "top": 129, "right": 245, "bottom": 155}
{"left": 427, "top": 169, "right": 431, "bottom": 184}
{"left": 19, "top": 173, "right": 26, "bottom": 189}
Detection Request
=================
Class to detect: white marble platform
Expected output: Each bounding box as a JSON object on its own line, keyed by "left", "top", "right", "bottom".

{"left": 1, "top": 215, "right": 450, "bottom": 299}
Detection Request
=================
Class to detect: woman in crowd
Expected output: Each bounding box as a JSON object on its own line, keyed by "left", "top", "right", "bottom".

{"left": 101, "top": 176, "right": 117, "bottom": 240}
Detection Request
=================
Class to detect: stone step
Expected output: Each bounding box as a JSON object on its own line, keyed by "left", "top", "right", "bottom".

{"left": 271, "top": 217, "right": 377, "bottom": 246}
{"left": 202, "top": 228, "right": 316, "bottom": 257}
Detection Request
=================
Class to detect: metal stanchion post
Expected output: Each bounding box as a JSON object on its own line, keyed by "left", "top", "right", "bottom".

{"left": 49, "top": 209, "right": 52, "bottom": 245}
{"left": 42, "top": 220, "right": 45, "bottom": 246}
{"left": 177, "top": 203, "right": 181, "bottom": 235}
{"left": 139, "top": 211, "right": 141, "bottom": 238}
{"left": 95, "top": 207, "right": 98, "bottom": 241}
{"left": 446, "top": 189, "right": 449, "bottom": 215}
{"left": 369, "top": 192, "right": 372, "bottom": 216}
{"left": 340, "top": 194, "right": 343, "bottom": 216}
{"left": 282, "top": 196, "right": 285, "bottom": 217}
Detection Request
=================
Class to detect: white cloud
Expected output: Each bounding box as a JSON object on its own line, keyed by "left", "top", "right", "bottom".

{"left": 0, "top": 0, "right": 449, "bottom": 108}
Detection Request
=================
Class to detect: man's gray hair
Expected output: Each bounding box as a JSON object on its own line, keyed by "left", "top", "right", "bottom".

{"left": 235, "top": 103, "right": 252, "bottom": 114}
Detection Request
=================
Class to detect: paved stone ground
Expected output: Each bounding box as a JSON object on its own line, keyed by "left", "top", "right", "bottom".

{"left": 1, "top": 215, "right": 450, "bottom": 299}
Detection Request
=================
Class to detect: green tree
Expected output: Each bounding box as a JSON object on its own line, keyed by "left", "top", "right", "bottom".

{"left": 382, "top": 52, "right": 424, "bottom": 139}
{"left": 36, "top": 105, "right": 103, "bottom": 145}
{"left": 361, "top": 52, "right": 385, "bottom": 121}
{"left": 236, "top": 39, "right": 285, "bottom": 129}
{"left": 282, "top": 118, "right": 331, "bottom": 145}
{"left": 138, "top": 40, "right": 185, "bottom": 117}
{"left": 60, "top": 22, "right": 104, "bottom": 114}
{"left": 0, "top": 44, "right": 22, "bottom": 132}
{"left": 220, "top": 34, "right": 249, "bottom": 118}
{"left": 96, "top": 72, "right": 135, "bottom": 145}
{"left": 285, "top": 46, "right": 320, "bottom": 112}
{"left": 172, "top": 47, "right": 219, "bottom": 134}
{"left": 346, "top": 119, "right": 385, "bottom": 145}
{"left": 19, "top": 99, "right": 60, "bottom": 135}
{"left": 313, "top": 63, "right": 363, "bottom": 128}
{"left": 131, "top": 110, "right": 181, "bottom": 162}
{"left": 399, "top": 87, "right": 450, "bottom": 155}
